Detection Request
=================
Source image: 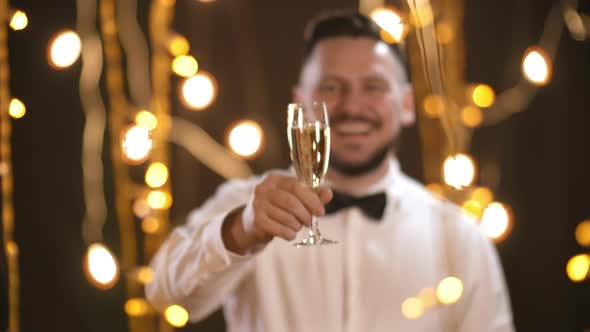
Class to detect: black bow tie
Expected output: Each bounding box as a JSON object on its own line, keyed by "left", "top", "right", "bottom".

{"left": 325, "top": 191, "right": 387, "bottom": 220}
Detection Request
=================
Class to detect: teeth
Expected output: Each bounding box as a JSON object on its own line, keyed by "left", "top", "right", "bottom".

{"left": 334, "top": 122, "right": 372, "bottom": 135}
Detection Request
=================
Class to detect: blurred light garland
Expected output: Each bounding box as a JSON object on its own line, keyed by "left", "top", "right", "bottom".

{"left": 0, "top": 0, "right": 20, "bottom": 330}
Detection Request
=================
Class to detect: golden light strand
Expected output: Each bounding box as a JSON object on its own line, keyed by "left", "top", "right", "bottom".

{"left": 99, "top": 0, "right": 138, "bottom": 296}
{"left": 0, "top": 0, "right": 20, "bottom": 330}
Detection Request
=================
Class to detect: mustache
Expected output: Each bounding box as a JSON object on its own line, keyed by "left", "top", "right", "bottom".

{"left": 330, "top": 115, "right": 381, "bottom": 127}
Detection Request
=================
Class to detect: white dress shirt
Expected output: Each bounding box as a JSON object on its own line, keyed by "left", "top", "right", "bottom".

{"left": 146, "top": 159, "right": 514, "bottom": 331}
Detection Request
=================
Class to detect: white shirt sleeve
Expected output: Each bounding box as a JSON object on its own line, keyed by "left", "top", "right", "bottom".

{"left": 442, "top": 204, "right": 515, "bottom": 332}
{"left": 145, "top": 177, "right": 258, "bottom": 322}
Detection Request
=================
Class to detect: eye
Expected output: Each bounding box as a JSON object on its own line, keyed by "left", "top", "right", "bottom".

{"left": 365, "top": 81, "right": 388, "bottom": 93}
{"left": 318, "top": 81, "right": 342, "bottom": 94}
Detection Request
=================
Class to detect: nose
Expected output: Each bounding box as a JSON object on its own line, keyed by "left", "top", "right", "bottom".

{"left": 337, "top": 85, "right": 365, "bottom": 116}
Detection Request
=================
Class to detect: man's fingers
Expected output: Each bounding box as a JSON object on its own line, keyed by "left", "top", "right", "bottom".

{"left": 277, "top": 180, "right": 326, "bottom": 216}
{"left": 265, "top": 205, "right": 303, "bottom": 232}
{"left": 259, "top": 215, "right": 297, "bottom": 241}
{"left": 318, "top": 187, "right": 333, "bottom": 205}
{"left": 269, "top": 191, "right": 312, "bottom": 226}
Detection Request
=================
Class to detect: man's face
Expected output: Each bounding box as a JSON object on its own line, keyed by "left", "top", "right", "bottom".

{"left": 296, "top": 37, "right": 414, "bottom": 173}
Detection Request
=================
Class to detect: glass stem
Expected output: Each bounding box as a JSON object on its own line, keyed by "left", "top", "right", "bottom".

{"left": 310, "top": 215, "right": 319, "bottom": 238}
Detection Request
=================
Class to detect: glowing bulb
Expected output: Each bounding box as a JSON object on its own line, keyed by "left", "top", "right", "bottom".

{"left": 462, "top": 200, "right": 483, "bottom": 220}
{"left": 142, "top": 217, "right": 161, "bottom": 234}
{"left": 147, "top": 190, "right": 172, "bottom": 210}
{"left": 48, "top": 30, "right": 82, "bottom": 69}
{"left": 168, "top": 34, "right": 190, "bottom": 56}
{"left": 575, "top": 220, "right": 590, "bottom": 247}
{"left": 165, "top": 305, "right": 189, "bottom": 327}
{"left": 9, "top": 10, "right": 28, "bottom": 31}
{"left": 121, "top": 126, "right": 152, "bottom": 164}
{"left": 180, "top": 72, "right": 217, "bottom": 110}
{"left": 228, "top": 120, "right": 263, "bottom": 158}
{"left": 85, "top": 244, "right": 119, "bottom": 289}
{"left": 566, "top": 254, "right": 590, "bottom": 282}
{"left": 471, "top": 84, "right": 495, "bottom": 108}
{"left": 443, "top": 154, "right": 476, "bottom": 189}
{"left": 522, "top": 47, "right": 551, "bottom": 85}
{"left": 461, "top": 106, "right": 483, "bottom": 127}
{"left": 135, "top": 111, "right": 158, "bottom": 131}
{"left": 172, "top": 55, "right": 198, "bottom": 77}
{"left": 370, "top": 7, "right": 406, "bottom": 43}
{"left": 401, "top": 297, "right": 424, "bottom": 320}
{"left": 8, "top": 98, "right": 26, "bottom": 119}
{"left": 436, "top": 277, "right": 463, "bottom": 304}
{"left": 422, "top": 94, "right": 445, "bottom": 118}
{"left": 125, "top": 298, "right": 150, "bottom": 317}
{"left": 480, "top": 202, "right": 511, "bottom": 240}
{"left": 145, "top": 162, "right": 169, "bottom": 188}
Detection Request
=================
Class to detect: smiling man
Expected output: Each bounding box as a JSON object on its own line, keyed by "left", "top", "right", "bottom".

{"left": 146, "top": 11, "right": 514, "bottom": 332}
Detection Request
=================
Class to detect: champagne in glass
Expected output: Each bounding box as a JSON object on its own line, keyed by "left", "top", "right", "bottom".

{"left": 287, "top": 102, "right": 337, "bottom": 246}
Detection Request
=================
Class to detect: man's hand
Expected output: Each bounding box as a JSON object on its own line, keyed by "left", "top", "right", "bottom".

{"left": 222, "top": 173, "right": 333, "bottom": 255}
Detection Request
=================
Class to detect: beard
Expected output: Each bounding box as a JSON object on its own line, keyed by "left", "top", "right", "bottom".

{"left": 329, "top": 134, "right": 400, "bottom": 176}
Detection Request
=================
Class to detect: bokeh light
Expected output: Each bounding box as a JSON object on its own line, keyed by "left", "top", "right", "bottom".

{"left": 9, "top": 10, "right": 28, "bottom": 31}
{"left": 180, "top": 72, "right": 217, "bottom": 110}
{"left": 436, "top": 277, "right": 463, "bottom": 304}
{"left": 125, "top": 298, "right": 150, "bottom": 317}
{"left": 48, "top": 30, "right": 82, "bottom": 69}
{"left": 147, "top": 190, "right": 172, "bottom": 210}
{"left": 422, "top": 94, "right": 445, "bottom": 118}
{"left": 401, "top": 297, "right": 424, "bottom": 320}
{"left": 462, "top": 200, "right": 483, "bottom": 220}
{"left": 418, "top": 287, "right": 438, "bottom": 309}
{"left": 172, "top": 55, "right": 198, "bottom": 77}
{"left": 575, "top": 220, "right": 590, "bottom": 247}
{"left": 471, "top": 187, "right": 494, "bottom": 206}
{"left": 85, "top": 243, "right": 119, "bottom": 289}
{"left": 443, "top": 154, "right": 476, "bottom": 189}
{"left": 461, "top": 106, "right": 483, "bottom": 127}
{"left": 566, "top": 254, "right": 590, "bottom": 282}
{"left": 168, "top": 34, "right": 190, "bottom": 56}
{"left": 480, "top": 202, "right": 512, "bottom": 241}
{"left": 135, "top": 266, "right": 155, "bottom": 284}
{"left": 426, "top": 183, "right": 445, "bottom": 199}
{"left": 145, "top": 162, "right": 169, "bottom": 188}
{"left": 142, "top": 217, "right": 161, "bottom": 234}
{"left": 8, "top": 98, "right": 26, "bottom": 119}
{"left": 370, "top": 7, "right": 406, "bottom": 43}
{"left": 522, "top": 47, "right": 551, "bottom": 85}
{"left": 121, "top": 126, "right": 152, "bottom": 164}
{"left": 436, "top": 22, "right": 454, "bottom": 44}
{"left": 132, "top": 199, "right": 151, "bottom": 218}
{"left": 228, "top": 120, "right": 264, "bottom": 158}
{"left": 471, "top": 84, "right": 495, "bottom": 108}
{"left": 165, "top": 305, "right": 189, "bottom": 327}
{"left": 135, "top": 111, "right": 158, "bottom": 131}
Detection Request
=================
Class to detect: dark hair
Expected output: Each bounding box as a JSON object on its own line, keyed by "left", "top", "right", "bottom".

{"left": 302, "top": 10, "right": 409, "bottom": 81}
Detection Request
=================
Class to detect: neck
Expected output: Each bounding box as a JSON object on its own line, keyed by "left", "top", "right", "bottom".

{"left": 325, "top": 155, "right": 391, "bottom": 195}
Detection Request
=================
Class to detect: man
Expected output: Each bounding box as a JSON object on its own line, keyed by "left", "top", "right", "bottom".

{"left": 146, "top": 11, "right": 514, "bottom": 332}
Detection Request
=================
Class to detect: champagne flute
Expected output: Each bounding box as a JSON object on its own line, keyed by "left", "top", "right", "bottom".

{"left": 287, "top": 101, "right": 337, "bottom": 246}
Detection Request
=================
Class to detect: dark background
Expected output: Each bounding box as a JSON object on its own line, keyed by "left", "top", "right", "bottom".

{"left": 1, "top": 0, "right": 589, "bottom": 331}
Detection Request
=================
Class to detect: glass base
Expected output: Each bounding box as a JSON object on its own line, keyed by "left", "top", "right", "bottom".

{"left": 293, "top": 230, "right": 337, "bottom": 247}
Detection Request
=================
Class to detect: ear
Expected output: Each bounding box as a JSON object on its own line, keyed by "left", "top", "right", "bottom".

{"left": 400, "top": 85, "right": 415, "bottom": 126}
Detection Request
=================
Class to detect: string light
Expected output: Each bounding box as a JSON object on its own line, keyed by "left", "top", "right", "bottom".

{"left": 135, "top": 110, "right": 158, "bottom": 131}
{"left": 471, "top": 187, "right": 494, "bottom": 206}
{"left": 436, "top": 277, "right": 463, "bottom": 304}
{"left": 167, "top": 34, "right": 190, "bottom": 56}
{"left": 121, "top": 125, "right": 152, "bottom": 164}
{"left": 145, "top": 162, "right": 169, "bottom": 188}
{"left": 125, "top": 298, "right": 151, "bottom": 317}
{"left": 165, "top": 305, "right": 189, "bottom": 327}
{"left": 141, "top": 217, "right": 161, "bottom": 234}
{"left": 443, "top": 154, "right": 476, "bottom": 189}
{"left": 422, "top": 94, "right": 445, "bottom": 118}
{"left": 172, "top": 55, "right": 198, "bottom": 77}
{"left": 48, "top": 30, "right": 82, "bottom": 69}
{"left": 522, "top": 47, "right": 551, "bottom": 85}
{"left": 566, "top": 254, "right": 590, "bottom": 282}
{"left": 147, "top": 190, "right": 172, "bottom": 210}
{"left": 132, "top": 199, "right": 151, "bottom": 218}
{"left": 85, "top": 243, "right": 119, "bottom": 289}
{"left": 9, "top": 10, "right": 28, "bottom": 31}
{"left": 8, "top": 98, "right": 26, "bottom": 119}
{"left": 180, "top": 72, "right": 217, "bottom": 110}
{"left": 370, "top": 7, "right": 406, "bottom": 43}
{"left": 462, "top": 200, "right": 483, "bottom": 220}
{"left": 480, "top": 202, "right": 512, "bottom": 241}
{"left": 228, "top": 120, "right": 263, "bottom": 158}
{"left": 401, "top": 297, "right": 424, "bottom": 320}
{"left": 470, "top": 84, "right": 495, "bottom": 108}
{"left": 135, "top": 266, "right": 155, "bottom": 284}
{"left": 417, "top": 287, "right": 438, "bottom": 309}
{"left": 575, "top": 220, "right": 590, "bottom": 247}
